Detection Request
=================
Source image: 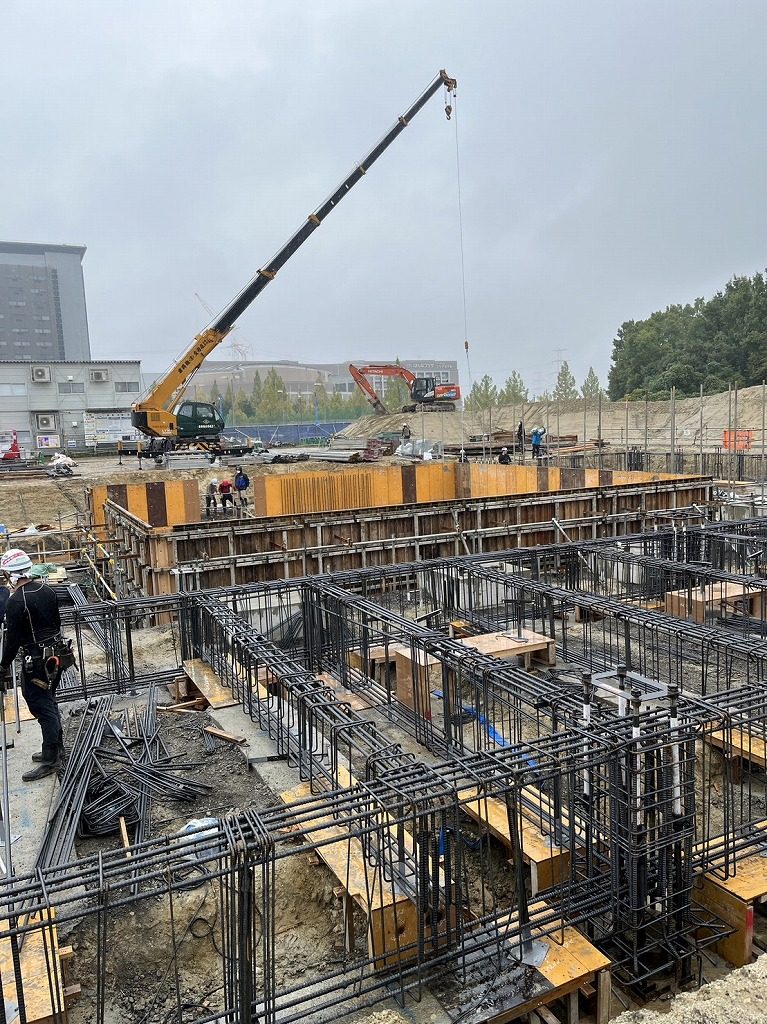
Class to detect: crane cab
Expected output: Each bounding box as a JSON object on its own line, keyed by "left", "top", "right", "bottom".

{"left": 174, "top": 400, "right": 225, "bottom": 439}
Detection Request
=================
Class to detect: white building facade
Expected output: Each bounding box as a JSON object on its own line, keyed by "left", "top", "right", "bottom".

{"left": 0, "top": 360, "right": 142, "bottom": 450}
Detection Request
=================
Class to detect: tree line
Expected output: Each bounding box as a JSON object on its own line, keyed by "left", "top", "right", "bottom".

{"left": 608, "top": 270, "right": 767, "bottom": 400}
{"left": 200, "top": 368, "right": 372, "bottom": 424}
{"left": 463, "top": 364, "right": 605, "bottom": 411}
{"left": 198, "top": 362, "right": 608, "bottom": 422}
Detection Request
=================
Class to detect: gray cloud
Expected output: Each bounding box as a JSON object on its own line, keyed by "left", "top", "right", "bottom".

{"left": 4, "top": 0, "right": 766, "bottom": 393}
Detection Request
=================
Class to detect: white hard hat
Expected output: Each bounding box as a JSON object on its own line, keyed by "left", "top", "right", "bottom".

{"left": 211, "top": 478, "right": 219, "bottom": 485}
{"left": 502, "top": 447, "right": 508, "bottom": 452}
{"left": 0, "top": 548, "right": 33, "bottom": 576}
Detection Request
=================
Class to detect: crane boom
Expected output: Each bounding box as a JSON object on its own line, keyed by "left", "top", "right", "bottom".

{"left": 132, "top": 69, "right": 457, "bottom": 441}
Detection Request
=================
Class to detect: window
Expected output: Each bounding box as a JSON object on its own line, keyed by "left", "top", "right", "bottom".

{"left": 58, "top": 382, "right": 85, "bottom": 394}
{"left": 0, "top": 384, "right": 26, "bottom": 396}
{"left": 115, "top": 381, "right": 140, "bottom": 393}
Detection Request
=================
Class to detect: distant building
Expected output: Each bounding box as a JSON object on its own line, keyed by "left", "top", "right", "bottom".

{"left": 0, "top": 360, "right": 142, "bottom": 450}
{"left": 192, "top": 357, "right": 460, "bottom": 404}
{"left": 0, "top": 241, "right": 91, "bottom": 362}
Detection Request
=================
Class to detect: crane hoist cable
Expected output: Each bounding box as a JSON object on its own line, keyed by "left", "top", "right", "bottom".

{"left": 452, "top": 91, "right": 471, "bottom": 385}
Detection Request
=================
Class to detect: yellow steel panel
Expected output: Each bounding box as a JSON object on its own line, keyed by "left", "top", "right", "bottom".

{"left": 584, "top": 469, "right": 600, "bottom": 488}
{"left": 90, "top": 485, "right": 108, "bottom": 527}
{"left": 128, "top": 483, "right": 149, "bottom": 524}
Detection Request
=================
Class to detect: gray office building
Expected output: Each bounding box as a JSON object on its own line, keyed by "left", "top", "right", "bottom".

{"left": 0, "top": 241, "right": 91, "bottom": 362}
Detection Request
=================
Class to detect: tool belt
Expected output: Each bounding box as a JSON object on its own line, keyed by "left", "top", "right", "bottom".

{"left": 23, "top": 638, "right": 76, "bottom": 692}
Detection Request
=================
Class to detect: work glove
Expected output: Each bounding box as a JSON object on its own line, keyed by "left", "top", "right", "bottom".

{"left": 0, "top": 665, "right": 10, "bottom": 693}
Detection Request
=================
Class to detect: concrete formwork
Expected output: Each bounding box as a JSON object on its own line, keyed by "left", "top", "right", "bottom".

{"left": 100, "top": 470, "right": 712, "bottom": 595}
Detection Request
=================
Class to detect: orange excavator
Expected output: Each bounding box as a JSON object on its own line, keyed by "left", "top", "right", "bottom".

{"left": 349, "top": 363, "right": 461, "bottom": 414}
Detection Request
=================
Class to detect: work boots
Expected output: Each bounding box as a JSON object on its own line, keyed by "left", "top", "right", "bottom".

{"left": 32, "top": 729, "right": 64, "bottom": 763}
{"left": 23, "top": 743, "right": 60, "bottom": 782}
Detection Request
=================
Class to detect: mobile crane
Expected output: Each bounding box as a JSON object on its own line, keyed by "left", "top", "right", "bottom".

{"left": 348, "top": 363, "right": 461, "bottom": 414}
{"left": 131, "top": 69, "right": 457, "bottom": 447}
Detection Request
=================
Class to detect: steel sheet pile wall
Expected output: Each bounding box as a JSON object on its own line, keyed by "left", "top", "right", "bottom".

{"left": 102, "top": 474, "right": 712, "bottom": 596}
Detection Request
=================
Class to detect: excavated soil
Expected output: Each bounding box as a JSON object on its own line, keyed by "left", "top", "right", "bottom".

{"left": 342, "top": 384, "right": 767, "bottom": 451}
{"left": 616, "top": 952, "right": 767, "bottom": 1023}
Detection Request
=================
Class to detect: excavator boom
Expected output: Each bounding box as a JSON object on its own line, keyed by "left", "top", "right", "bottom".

{"left": 132, "top": 69, "right": 457, "bottom": 441}
{"left": 349, "top": 362, "right": 461, "bottom": 414}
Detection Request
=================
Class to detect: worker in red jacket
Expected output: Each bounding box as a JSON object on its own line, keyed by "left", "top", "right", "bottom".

{"left": 218, "top": 478, "right": 235, "bottom": 510}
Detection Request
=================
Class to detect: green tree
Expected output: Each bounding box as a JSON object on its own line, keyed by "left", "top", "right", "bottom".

{"left": 552, "top": 360, "right": 578, "bottom": 401}
{"left": 498, "top": 371, "right": 529, "bottom": 405}
{"left": 465, "top": 374, "right": 498, "bottom": 411}
{"left": 581, "top": 367, "right": 604, "bottom": 399}
{"left": 607, "top": 269, "right": 767, "bottom": 399}
{"left": 250, "top": 371, "right": 263, "bottom": 410}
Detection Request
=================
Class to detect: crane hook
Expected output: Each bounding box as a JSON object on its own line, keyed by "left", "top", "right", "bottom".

{"left": 444, "top": 102, "right": 452, "bottom": 121}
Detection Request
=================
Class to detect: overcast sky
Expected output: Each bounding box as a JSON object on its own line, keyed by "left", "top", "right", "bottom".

{"left": 4, "top": 1, "right": 766, "bottom": 392}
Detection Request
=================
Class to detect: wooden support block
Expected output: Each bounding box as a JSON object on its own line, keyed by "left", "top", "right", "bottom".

{"left": 182, "top": 658, "right": 238, "bottom": 709}
{"left": 119, "top": 816, "right": 131, "bottom": 859}
{"left": 567, "top": 989, "right": 579, "bottom": 1024}
{"left": 204, "top": 726, "right": 247, "bottom": 745}
{"left": 537, "top": 1007, "right": 561, "bottom": 1024}
{"left": 172, "top": 675, "right": 189, "bottom": 700}
{"left": 596, "top": 969, "right": 611, "bottom": 1024}
{"left": 343, "top": 891, "right": 356, "bottom": 955}
{"left": 695, "top": 873, "right": 754, "bottom": 966}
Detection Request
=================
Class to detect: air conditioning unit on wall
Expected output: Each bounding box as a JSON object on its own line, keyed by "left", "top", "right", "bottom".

{"left": 89, "top": 369, "right": 109, "bottom": 382}
{"left": 31, "top": 365, "right": 51, "bottom": 382}
{"left": 36, "top": 414, "right": 56, "bottom": 430}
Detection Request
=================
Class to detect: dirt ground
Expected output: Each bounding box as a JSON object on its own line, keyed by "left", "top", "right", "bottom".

{"left": 64, "top": 696, "right": 350, "bottom": 1024}
{"left": 0, "top": 451, "right": 408, "bottom": 534}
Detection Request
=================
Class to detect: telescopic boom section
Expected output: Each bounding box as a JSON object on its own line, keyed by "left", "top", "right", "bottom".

{"left": 132, "top": 69, "right": 457, "bottom": 439}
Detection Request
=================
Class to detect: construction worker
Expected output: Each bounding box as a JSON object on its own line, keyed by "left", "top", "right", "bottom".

{"left": 234, "top": 466, "right": 250, "bottom": 507}
{"left": 498, "top": 447, "right": 511, "bottom": 465}
{"left": 218, "top": 477, "right": 235, "bottom": 510}
{"left": 0, "top": 549, "right": 72, "bottom": 781}
{"left": 516, "top": 420, "right": 524, "bottom": 453}
{"left": 401, "top": 423, "right": 412, "bottom": 442}
{"left": 205, "top": 479, "right": 219, "bottom": 515}
{"left": 531, "top": 426, "right": 546, "bottom": 460}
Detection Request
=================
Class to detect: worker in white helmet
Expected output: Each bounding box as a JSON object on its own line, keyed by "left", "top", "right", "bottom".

{"left": 498, "top": 446, "right": 511, "bottom": 465}
{"left": 205, "top": 478, "right": 219, "bottom": 516}
{"left": 0, "top": 549, "right": 73, "bottom": 780}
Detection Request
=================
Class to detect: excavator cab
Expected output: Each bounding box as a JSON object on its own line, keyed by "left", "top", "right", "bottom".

{"left": 174, "top": 400, "right": 225, "bottom": 439}
{"left": 410, "top": 377, "right": 437, "bottom": 401}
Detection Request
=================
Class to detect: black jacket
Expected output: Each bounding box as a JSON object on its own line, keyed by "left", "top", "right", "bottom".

{"left": 0, "top": 579, "right": 61, "bottom": 668}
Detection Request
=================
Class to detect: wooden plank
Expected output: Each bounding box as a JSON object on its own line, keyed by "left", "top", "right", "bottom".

{"left": 459, "top": 786, "right": 573, "bottom": 894}
{"left": 315, "top": 673, "right": 373, "bottom": 713}
{"left": 281, "top": 781, "right": 419, "bottom": 969}
{"left": 204, "top": 726, "right": 247, "bottom": 745}
{"left": 456, "top": 628, "right": 557, "bottom": 669}
{"left": 709, "top": 728, "right": 767, "bottom": 771}
{"left": 182, "top": 658, "right": 237, "bottom": 709}
{"left": 476, "top": 912, "right": 610, "bottom": 1024}
{"left": 0, "top": 912, "right": 69, "bottom": 1024}
{"left": 119, "top": 816, "right": 132, "bottom": 859}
